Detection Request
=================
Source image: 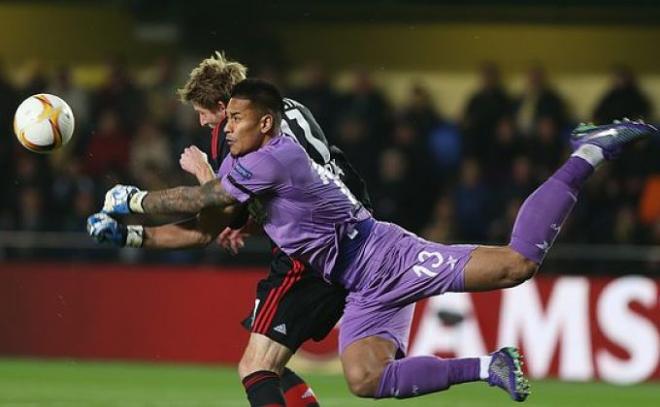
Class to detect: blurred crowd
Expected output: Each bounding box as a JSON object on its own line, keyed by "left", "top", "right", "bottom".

{"left": 1, "top": 58, "right": 659, "bottom": 259}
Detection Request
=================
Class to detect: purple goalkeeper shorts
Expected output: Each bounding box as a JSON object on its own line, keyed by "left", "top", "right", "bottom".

{"left": 335, "top": 221, "right": 476, "bottom": 355}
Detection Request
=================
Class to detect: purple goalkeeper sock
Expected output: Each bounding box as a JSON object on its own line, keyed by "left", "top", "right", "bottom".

{"left": 375, "top": 356, "right": 480, "bottom": 399}
{"left": 510, "top": 156, "right": 594, "bottom": 264}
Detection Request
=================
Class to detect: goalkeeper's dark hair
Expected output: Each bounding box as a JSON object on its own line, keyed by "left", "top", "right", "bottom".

{"left": 230, "top": 79, "right": 284, "bottom": 128}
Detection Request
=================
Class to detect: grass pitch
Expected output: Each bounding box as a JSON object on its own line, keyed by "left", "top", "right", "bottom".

{"left": 0, "top": 358, "right": 658, "bottom": 406}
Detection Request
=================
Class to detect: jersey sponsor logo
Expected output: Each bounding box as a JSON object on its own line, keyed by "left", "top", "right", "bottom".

{"left": 232, "top": 162, "right": 253, "bottom": 180}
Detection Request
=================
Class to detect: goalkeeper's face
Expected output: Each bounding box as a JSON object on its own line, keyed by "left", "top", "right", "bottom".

{"left": 224, "top": 98, "right": 276, "bottom": 157}
{"left": 193, "top": 103, "right": 225, "bottom": 128}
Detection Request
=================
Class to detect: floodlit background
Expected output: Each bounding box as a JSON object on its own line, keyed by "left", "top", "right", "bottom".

{"left": 0, "top": 1, "right": 658, "bottom": 405}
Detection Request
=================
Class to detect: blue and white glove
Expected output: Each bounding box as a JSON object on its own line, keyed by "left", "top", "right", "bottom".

{"left": 87, "top": 212, "right": 144, "bottom": 248}
{"left": 102, "top": 184, "right": 148, "bottom": 215}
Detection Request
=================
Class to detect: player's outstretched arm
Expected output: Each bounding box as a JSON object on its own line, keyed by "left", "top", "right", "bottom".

{"left": 88, "top": 203, "right": 240, "bottom": 249}
{"left": 103, "top": 180, "right": 238, "bottom": 216}
{"left": 142, "top": 179, "right": 237, "bottom": 213}
{"left": 142, "top": 205, "right": 238, "bottom": 248}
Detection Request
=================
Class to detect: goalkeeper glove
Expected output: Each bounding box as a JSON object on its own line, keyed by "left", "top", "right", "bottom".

{"left": 87, "top": 212, "right": 143, "bottom": 248}
{"left": 102, "top": 184, "right": 148, "bottom": 215}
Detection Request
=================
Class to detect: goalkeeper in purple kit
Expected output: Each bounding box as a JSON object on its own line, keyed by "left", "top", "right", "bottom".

{"left": 89, "top": 79, "right": 658, "bottom": 403}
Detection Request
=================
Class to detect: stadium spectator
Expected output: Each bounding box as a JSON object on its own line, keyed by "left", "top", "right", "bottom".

{"left": 399, "top": 83, "right": 442, "bottom": 138}
{"left": 83, "top": 109, "right": 131, "bottom": 179}
{"left": 612, "top": 204, "right": 644, "bottom": 244}
{"left": 289, "top": 61, "right": 342, "bottom": 137}
{"left": 652, "top": 220, "right": 660, "bottom": 244}
{"left": 0, "top": 60, "right": 18, "bottom": 131}
{"left": 515, "top": 65, "right": 567, "bottom": 135}
{"left": 11, "top": 186, "right": 49, "bottom": 258}
{"left": 493, "top": 156, "right": 537, "bottom": 219}
{"left": 421, "top": 196, "right": 457, "bottom": 243}
{"left": 528, "top": 115, "right": 566, "bottom": 179}
{"left": 580, "top": 167, "right": 621, "bottom": 243}
{"left": 639, "top": 175, "right": 660, "bottom": 225}
{"left": 427, "top": 121, "right": 462, "bottom": 178}
{"left": 20, "top": 62, "right": 48, "bottom": 100}
{"left": 593, "top": 65, "right": 652, "bottom": 124}
{"left": 92, "top": 58, "right": 146, "bottom": 131}
{"left": 51, "top": 159, "right": 94, "bottom": 226}
{"left": 371, "top": 147, "right": 414, "bottom": 228}
{"left": 129, "top": 120, "right": 174, "bottom": 189}
{"left": 340, "top": 68, "right": 392, "bottom": 147}
{"left": 61, "top": 186, "right": 96, "bottom": 232}
{"left": 252, "top": 64, "right": 288, "bottom": 94}
{"left": 0, "top": 62, "right": 18, "bottom": 223}
{"left": 14, "top": 152, "right": 51, "bottom": 192}
{"left": 453, "top": 158, "right": 491, "bottom": 241}
{"left": 334, "top": 113, "right": 378, "bottom": 182}
{"left": 483, "top": 116, "right": 526, "bottom": 183}
{"left": 390, "top": 120, "right": 438, "bottom": 230}
{"left": 16, "top": 186, "right": 48, "bottom": 231}
{"left": 461, "top": 61, "right": 513, "bottom": 161}
{"left": 143, "top": 56, "right": 180, "bottom": 131}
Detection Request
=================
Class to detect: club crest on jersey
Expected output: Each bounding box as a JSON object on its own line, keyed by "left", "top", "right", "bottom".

{"left": 232, "top": 162, "right": 253, "bottom": 180}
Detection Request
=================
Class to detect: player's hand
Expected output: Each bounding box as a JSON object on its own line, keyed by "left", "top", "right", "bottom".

{"left": 102, "top": 184, "right": 144, "bottom": 215}
{"left": 217, "top": 226, "right": 250, "bottom": 255}
{"left": 87, "top": 213, "right": 127, "bottom": 246}
{"left": 179, "top": 146, "right": 214, "bottom": 183}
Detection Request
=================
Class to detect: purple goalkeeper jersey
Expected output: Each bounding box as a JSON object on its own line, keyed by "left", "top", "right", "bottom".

{"left": 218, "top": 133, "right": 476, "bottom": 355}
{"left": 218, "top": 134, "right": 371, "bottom": 281}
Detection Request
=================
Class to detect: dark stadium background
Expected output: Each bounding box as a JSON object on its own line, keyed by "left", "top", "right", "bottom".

{"left": 0, "top": 1, "right": 658, "bottom": 406}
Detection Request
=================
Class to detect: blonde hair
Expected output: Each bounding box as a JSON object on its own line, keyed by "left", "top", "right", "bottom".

{"left": 177, "top": 51, "right": 248, "bottom": 109}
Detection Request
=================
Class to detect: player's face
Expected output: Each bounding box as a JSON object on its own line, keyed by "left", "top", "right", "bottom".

{"left": 193, "top": 103, "right": 225, "bottom": 128}
{"left": 224, "top": 98, "right": 273, "bottom": 157}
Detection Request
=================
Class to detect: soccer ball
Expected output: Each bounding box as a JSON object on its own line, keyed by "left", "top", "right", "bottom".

{"left": 14, "top": 94, "right": 75, "bottom": 153}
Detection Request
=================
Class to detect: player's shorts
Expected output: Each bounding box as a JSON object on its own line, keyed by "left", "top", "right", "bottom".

{"left": 336, "top": 220, "right": 477, "bottom": 356}
{"left": 242, "top": 248, "right": 348, "bottom": 352}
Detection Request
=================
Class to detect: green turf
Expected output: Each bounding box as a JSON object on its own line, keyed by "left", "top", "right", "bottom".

{"left": 0, "top": 358, "right": 658, "bottom": 406}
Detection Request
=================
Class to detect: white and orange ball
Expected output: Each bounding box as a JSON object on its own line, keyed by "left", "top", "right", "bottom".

{"left": 14, "top": 94, "right": 75, "bottom": 153}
